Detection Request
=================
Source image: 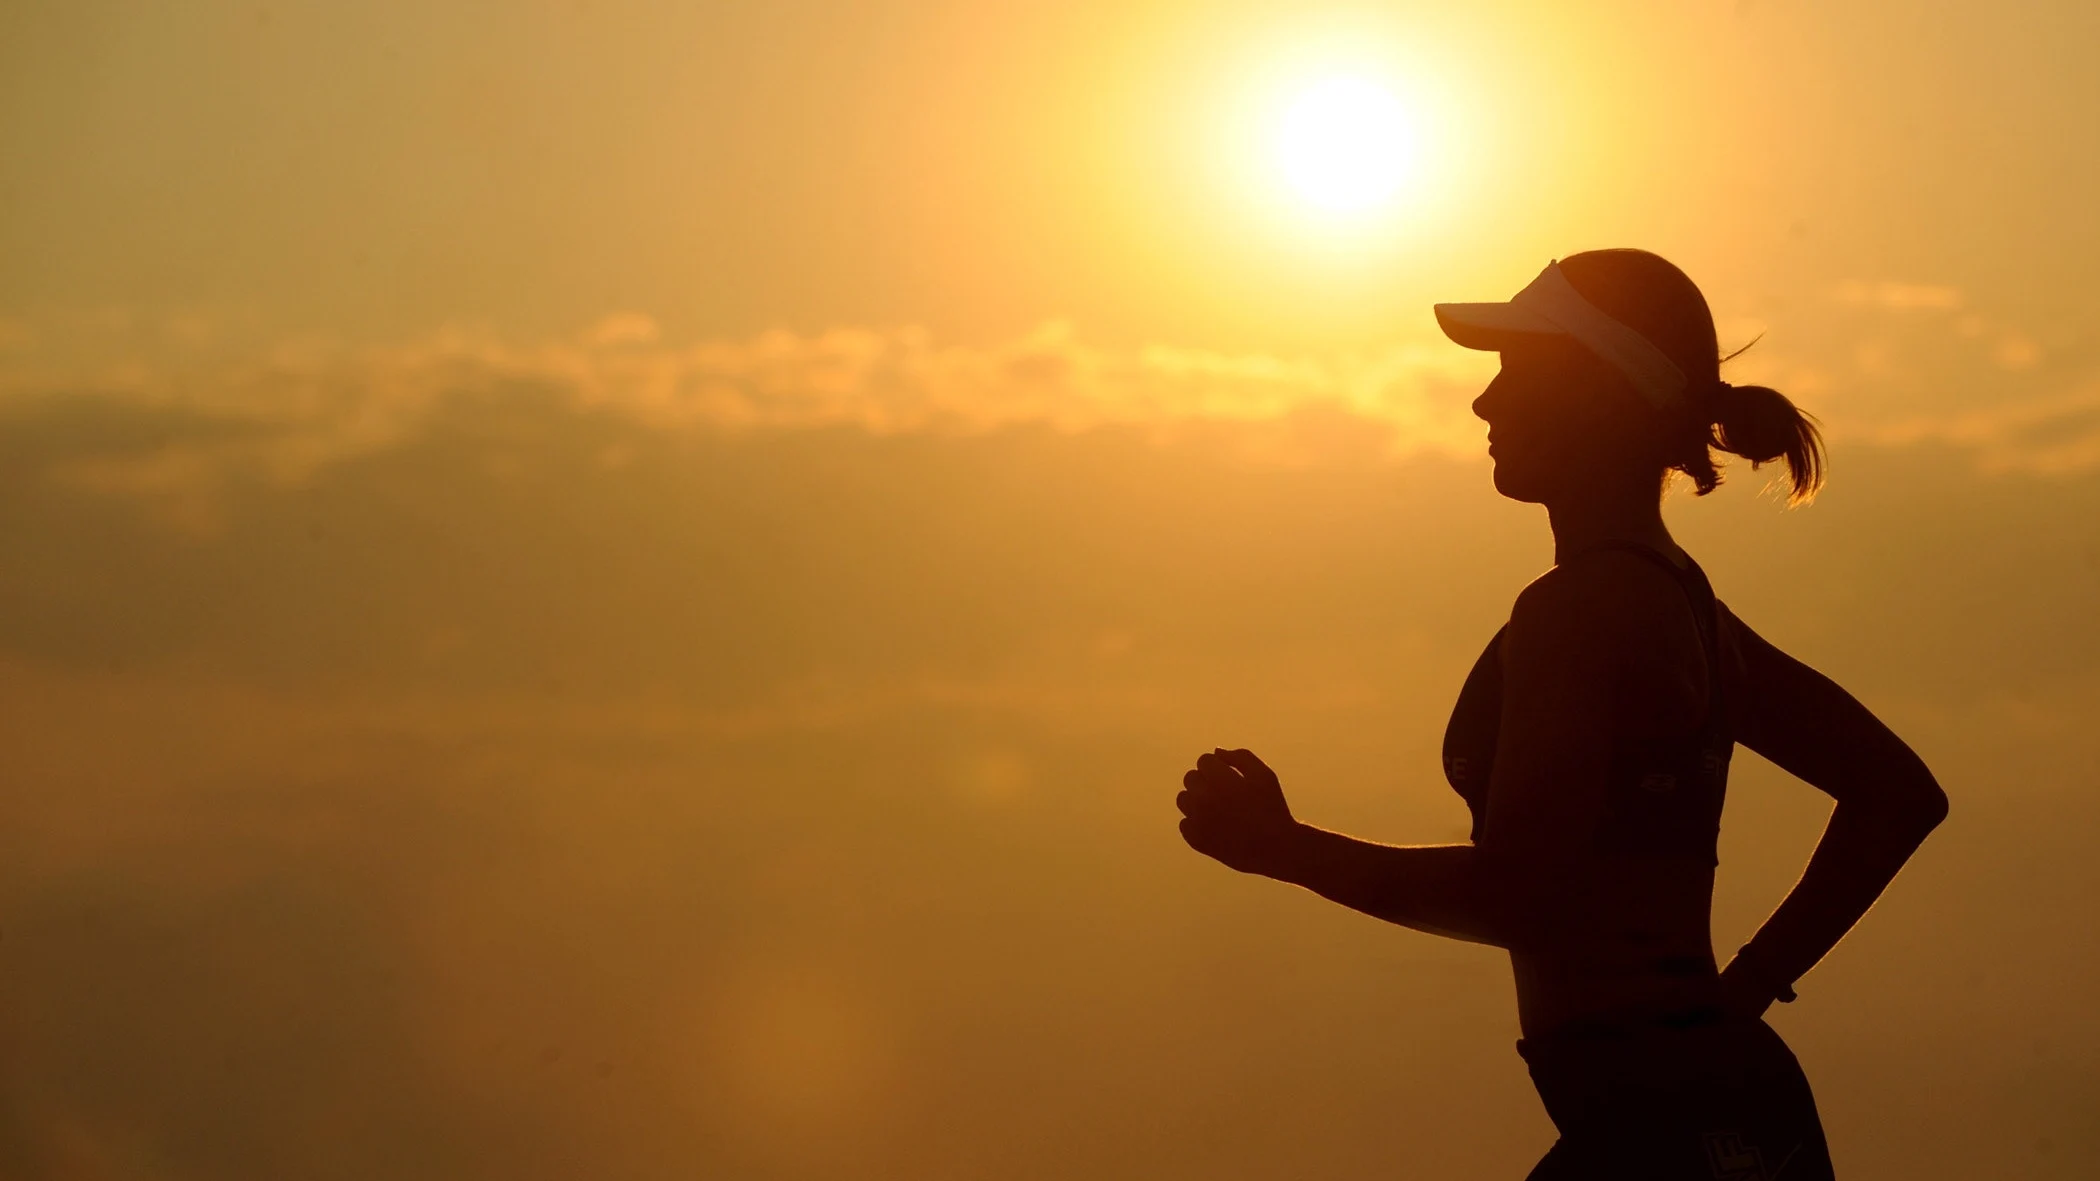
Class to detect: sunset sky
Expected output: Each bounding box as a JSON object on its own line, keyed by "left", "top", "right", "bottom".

{"left": 2, "top": 2, "right": 2097, "bottom": 1178}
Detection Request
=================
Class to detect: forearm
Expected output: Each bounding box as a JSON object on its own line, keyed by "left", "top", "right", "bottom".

{"left": 1730, "top": 797, "right": 1944, "bottom": 996}
{"left": 1264, "top": 823, "right": 1510, "bottom": 947}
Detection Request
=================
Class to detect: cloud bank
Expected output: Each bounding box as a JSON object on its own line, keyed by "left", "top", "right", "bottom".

{"left": 0, "top": 317, "right": 1491, "bottom": 502}
{"left": 1, "top": 281, "right": 2092, "bottom": 528}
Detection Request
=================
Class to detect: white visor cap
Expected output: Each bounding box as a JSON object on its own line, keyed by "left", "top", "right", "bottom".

{"left": 1434, "top": 260, "right": 1688, "bottom": 410}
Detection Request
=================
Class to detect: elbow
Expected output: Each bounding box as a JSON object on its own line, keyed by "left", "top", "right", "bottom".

{"left": 1913, "top": 774, "right": 1949, "bottom": 834}
{"left": 1899, "top": 744, "right": 1949, "bottom": 834}
{"left": 1838, "top": 754, "right": 1947, "bottom": 843}
{"left": 1882, "top": 762, "right": 1948, "bottom": 839}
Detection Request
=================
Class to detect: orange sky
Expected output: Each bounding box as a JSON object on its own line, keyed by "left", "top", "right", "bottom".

{"left": 6, "top": 1, "right": 2097, "bottom": 348}
{"left": 2, "top": 3, "right": 2096, "bottom": 1178}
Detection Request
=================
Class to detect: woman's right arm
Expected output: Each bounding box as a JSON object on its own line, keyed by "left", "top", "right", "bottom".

{"left": 1178, "top": 748, "right": 1512, "bottom": 946}
{"left": 1718, "top": 608, "right": 1950, "bottom": 1011}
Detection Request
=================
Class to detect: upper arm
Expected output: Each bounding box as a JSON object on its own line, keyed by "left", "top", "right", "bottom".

{"left": 1722, "top": 606, "right": 1948, "bottom": 827}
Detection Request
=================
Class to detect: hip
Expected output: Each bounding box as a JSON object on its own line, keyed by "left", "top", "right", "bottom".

{"left": 1518, "top": 1016, "right": 1834, "bottom": 1181}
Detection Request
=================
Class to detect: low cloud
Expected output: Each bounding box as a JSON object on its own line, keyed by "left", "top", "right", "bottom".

{"left": 1712, "top": 281, "right": 2089, "bottom": 473}
{"left": 1847, "top": 382, "right": 2100, "bottom": 475}
{"left": 0, "top": 318, "right": 1492, "bottom": 522}
{"left": 3, "top": 290, "right": 2097, "bottom": 528}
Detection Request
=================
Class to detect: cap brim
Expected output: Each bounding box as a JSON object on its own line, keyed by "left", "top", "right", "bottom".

{"left": 1433, "top": 301, "right": 1565, "bottom": 351}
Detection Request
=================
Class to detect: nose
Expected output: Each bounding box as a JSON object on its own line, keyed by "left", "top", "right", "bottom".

{"left": 1471, "top": 369, "right": 1506, "bottom": 422}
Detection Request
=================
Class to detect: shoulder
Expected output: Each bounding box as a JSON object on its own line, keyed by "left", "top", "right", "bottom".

{"left": 1507, "top": 548, "right": 1696, "bottom": 653}
{"left": 1502, "top": 550, "right": 1710, "bottom": 725}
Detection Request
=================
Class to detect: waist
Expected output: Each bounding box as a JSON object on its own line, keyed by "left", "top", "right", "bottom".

{"left": 1512, "top": 948, "right": 1722, "bottom": 1041}
{"left": 1517, "top": 1004, "right": 1729, "bottom": 1058}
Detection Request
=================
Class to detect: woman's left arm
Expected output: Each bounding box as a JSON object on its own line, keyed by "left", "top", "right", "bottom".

{"left": 1713, "top": 607, "right": 1949, "bottom": 1013}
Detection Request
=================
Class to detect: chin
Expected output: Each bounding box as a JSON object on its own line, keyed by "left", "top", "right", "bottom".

{"left": 1489, "top": 462, "right": 1551, "bottom": 505}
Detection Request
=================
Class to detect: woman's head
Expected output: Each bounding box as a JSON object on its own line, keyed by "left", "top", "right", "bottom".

{"left": 1445, "top": 249, "right": 1824, "bottom": 507}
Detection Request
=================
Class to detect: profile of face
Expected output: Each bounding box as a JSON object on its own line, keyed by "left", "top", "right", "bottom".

{"left": 1471, "top": 336, "right": 1667, "bottom": 505}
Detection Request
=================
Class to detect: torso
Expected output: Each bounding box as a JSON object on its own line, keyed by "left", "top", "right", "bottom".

{"left": 1443, "top": 542, "right": 1737, "bottom": 1037}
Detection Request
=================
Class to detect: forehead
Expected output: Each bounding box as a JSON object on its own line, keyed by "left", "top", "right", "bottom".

{"left": 1495, "top": 335, "right": 1593, "bottom": 368}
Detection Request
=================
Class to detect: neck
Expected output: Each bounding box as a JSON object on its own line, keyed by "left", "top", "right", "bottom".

{"left": 1545, "top": 486, "right": 1678, "bottom": 567}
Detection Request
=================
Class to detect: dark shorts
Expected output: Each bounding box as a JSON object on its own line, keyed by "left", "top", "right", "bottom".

{"left": 1518, "top": 1015, "right": 1834, "bottom": 1180}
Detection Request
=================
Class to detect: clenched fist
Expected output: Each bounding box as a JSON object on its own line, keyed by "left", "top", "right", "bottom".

{"left": 1176, "top": 747, "right": 1303, "bottom": 878}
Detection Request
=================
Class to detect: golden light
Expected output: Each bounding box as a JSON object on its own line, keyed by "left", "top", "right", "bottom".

{"left": 1272, "top": 75, "right": 1420, "bottom": 215}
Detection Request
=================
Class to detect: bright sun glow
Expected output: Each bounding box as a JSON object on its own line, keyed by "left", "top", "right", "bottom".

{"left": 1273, "top": 75, "right": 1420, "bottom": 216}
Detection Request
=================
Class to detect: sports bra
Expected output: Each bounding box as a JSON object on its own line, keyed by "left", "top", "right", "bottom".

{"left": 1440, "top": 542, "right": 1733, "bottom": 864}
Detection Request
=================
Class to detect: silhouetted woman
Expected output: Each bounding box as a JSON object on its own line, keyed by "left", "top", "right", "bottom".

{"left": 1175, "top": 249, "right": 1947, "bottom": 1179}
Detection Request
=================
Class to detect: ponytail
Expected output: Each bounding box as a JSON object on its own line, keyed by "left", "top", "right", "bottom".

{"left": 1710, "top": 381, "right": 1825, "bottom": 505}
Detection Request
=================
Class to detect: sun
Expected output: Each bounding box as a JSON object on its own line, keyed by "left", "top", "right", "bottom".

{"left": 1272, "top": 75, "right": 1420, "bottom": 216}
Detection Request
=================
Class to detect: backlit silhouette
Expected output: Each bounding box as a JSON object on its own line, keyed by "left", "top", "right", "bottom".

{"left": 1176, "top": 249, "right": 1948, "bottom": 1179}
